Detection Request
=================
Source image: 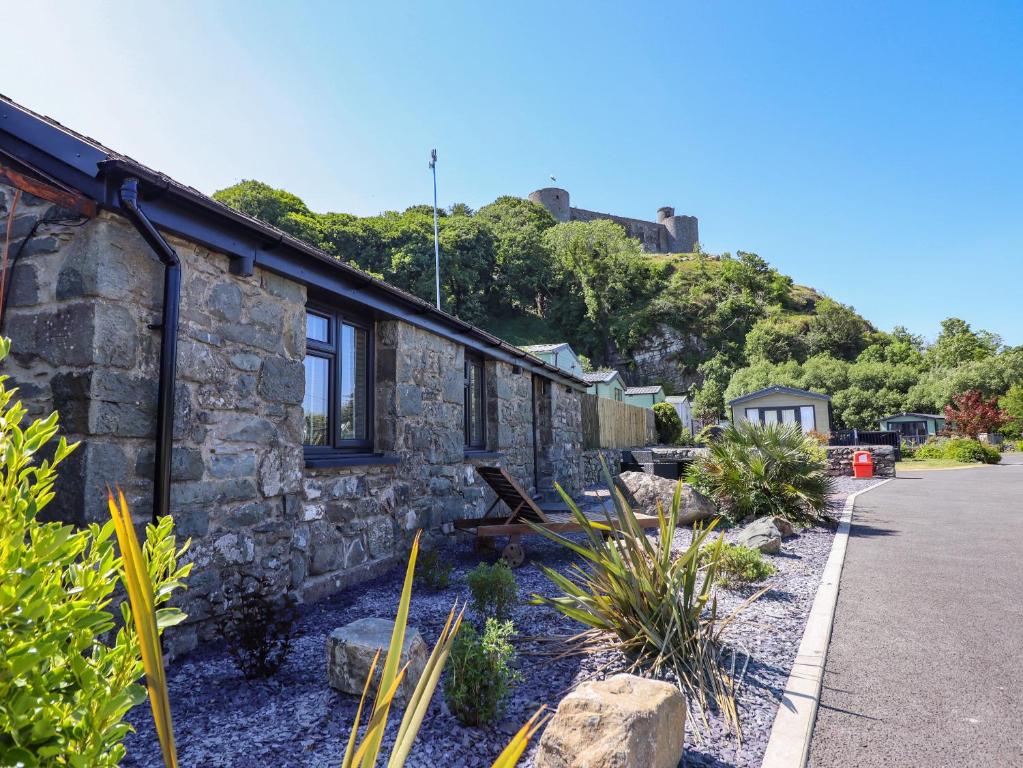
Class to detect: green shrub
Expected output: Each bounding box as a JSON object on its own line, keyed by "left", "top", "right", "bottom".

{"left": 467, "top": 561, "right": 517, "bottom": 620}
{"left": 677, "top": 427, "right": 694, "bottom": 446}
{"left": 218, "top": 580, "right": 298, "bottom": 679}
{"left": 899, "top": 441, "right": 917, "bottom": 459}
{"left": 652, "top": 401, "right": 683, "bottom": 444}
{"left": 416, "top": 546, "right": 453, "bottom": 590}
{"left": 686, "top": 421, "right": 834, "bottom": 523}
{"left": 695, "top": 424, "right": 722, "bottom": 446}
{"left": 0, "top": 337, "right": 191, "bottom": 768}
{"left": 915, "top": 437, "right": 1000, "bottom": 464}
{"left": 702, "top": 543, "right": 777, "bottom": 587}
{"left": 443, "top": 618, "right": 521, "bottom": 726}
{"left": 530, "top": 466, "right": 751, "bottom": 736}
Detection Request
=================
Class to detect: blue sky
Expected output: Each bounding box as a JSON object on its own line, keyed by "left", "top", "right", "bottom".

{"left": 6, "top": 1, "right": 1022, "bottom": 344}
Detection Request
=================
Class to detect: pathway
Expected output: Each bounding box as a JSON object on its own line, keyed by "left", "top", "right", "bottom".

{"left": 808, "top": 454, "right": 1023, "bottom": 767}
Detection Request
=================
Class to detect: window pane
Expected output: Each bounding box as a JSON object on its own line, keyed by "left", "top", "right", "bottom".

{"left": 303, "top": 355, "right": 329, "bottom": 445}
{"left": 465, "top": 357, "right": 485, "bottom": 448}
{"left": 339, "top": 323, "right": 369, "bottom": 441}
{"left": 763, "top": 409, "right": 778, "bottom": 425}
{"left": 307, "top": 312, "right": 329, "bottom": 343}
{"left": 745, "top": 408, "right": 759, "bottom": 423}
{"left": 781, "top": 408, "right": 797, "bottom": 425}
{"left": 800, "top": 406, "right": 816, "bottom": 433}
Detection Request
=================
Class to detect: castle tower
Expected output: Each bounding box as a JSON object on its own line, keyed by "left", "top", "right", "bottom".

{"left": 659, "top": 207, "right": 699, "bottom": 253}
{"left": 528, "top": 187, "right": 571, "bottom": 222}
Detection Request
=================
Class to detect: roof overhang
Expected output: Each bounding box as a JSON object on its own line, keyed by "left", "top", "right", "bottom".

{"left": 728, "top": 385, "right": 831, "bottom": 406}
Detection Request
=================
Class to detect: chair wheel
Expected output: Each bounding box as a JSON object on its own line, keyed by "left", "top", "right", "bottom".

{"left": 500, "top": 540, "right": 525, "bottom": 568}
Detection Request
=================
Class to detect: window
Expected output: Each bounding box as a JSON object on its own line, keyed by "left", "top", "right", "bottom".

{"left": 303, "top": 306, "right": 372, "bottom": 454}
{"left": 464, "top": 353, "right": 486, "bottom": 450}
{"left": 746, "top": 405, "right": 816, "bottom": 433}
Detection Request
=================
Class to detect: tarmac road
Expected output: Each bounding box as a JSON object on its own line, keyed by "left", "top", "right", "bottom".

{"left": 808, "top": 454, "right": 1023, "bottom": 768}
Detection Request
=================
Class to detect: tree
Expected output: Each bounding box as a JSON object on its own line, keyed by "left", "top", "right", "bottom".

{"left": 806, "top": 298, "right": 871, "bottom": 360}
{"left": 944, "top": 389, "right": 1008, "bottom": 438}
{"left": 928, "top": 317, "right": 1000, "bottom": 369}
{"left": 999, "top": 384, "right": 1023, "bottom": 439}
{"left": 476, "top": 196, "right": 557, "bottom": 315}
{"left": 744, "top": 315, "right": 809, "bottom": 364}
{"left": 212, "top": 180, "right": 311, "bottom": 235}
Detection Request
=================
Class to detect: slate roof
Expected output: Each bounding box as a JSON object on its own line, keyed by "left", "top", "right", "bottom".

{"left": 728, "top": 386, "right": 831, "bottom": 405}
{"left": 581, "top": 370, "right": 621, "bottom": 384}
{"left": 521, "top": 343, "right": 569, "bottom": 354}
{"left": 879, "top": 412, "right": 944, "bottom": 421}
{"left": 625, "top": 385, "right": 664, "bottom": 395}
{"left": 0, "top": 93, "right": 587, "bottom": 389}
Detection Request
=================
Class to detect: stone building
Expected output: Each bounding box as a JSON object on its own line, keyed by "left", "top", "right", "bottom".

{"left": 0, "top": 95, "right": 587, "bottom": 654}
{"left": 528, "top": 187, "right": 699, "bottom": 253}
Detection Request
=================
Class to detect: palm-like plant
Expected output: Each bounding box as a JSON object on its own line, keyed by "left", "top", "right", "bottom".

{"left": 690, "top": 420, "right": 833, "bottom": 523}
{"left": 529, "top": 467, "right": 758, "bottom": 737}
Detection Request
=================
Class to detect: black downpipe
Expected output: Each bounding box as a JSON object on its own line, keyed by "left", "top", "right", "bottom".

{"left": 119, "top": 177, "right": 181, "bottom": 523}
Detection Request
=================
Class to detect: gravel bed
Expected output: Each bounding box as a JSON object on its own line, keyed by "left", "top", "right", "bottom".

{"left": 123, "top": 477, "right": 885, "bottom": 768}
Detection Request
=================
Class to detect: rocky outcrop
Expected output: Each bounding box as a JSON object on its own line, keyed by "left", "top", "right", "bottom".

{"left": 535, "top": 674, "right": 686, "bottom": 768}
{"left": 613, "top": 471, "right": 717, "bottom": 523}
{"left": 326, "top": 618, "right": 428, "bottom": 707}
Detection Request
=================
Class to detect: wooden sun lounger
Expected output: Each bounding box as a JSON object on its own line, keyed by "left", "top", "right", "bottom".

{"left": 453, "top": 466, "right": 661, "bottom": 566}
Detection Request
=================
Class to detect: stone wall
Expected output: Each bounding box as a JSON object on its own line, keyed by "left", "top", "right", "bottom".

{"left": 1, "top": 181, "right": 565, "bottom": 654}
{"left": 825, "top": 445, "right": 896, "bottom": 478}
{"left": 581, "top": 448, "right": 622, "bottom": 486}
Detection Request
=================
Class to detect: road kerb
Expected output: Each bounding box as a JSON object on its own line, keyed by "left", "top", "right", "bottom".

{"left": 760, "top": 479, "right": 893, "bottom": 768}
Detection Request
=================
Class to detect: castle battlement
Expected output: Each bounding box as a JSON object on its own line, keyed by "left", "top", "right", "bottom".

{"left": 528, "top": 187, "right": 698, "bottom": 253}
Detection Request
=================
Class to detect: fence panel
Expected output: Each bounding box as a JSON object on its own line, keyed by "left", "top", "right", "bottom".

{"left": 581, "top": 393, "right": 653, "bottom": 449}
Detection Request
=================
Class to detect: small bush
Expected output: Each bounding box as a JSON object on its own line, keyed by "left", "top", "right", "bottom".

{"left": 695, "top": 424, "right": 722, "bottom": 446}
{"left": 218, "top": 581, "right": 298, "bottom": 679}
{"left": 915, "top": 437, "right": 1000, "bottom": 464}
{"left": 467, "top": 561, "right": 517, "bottom": 620}
{"left": 899, "top": 441, "right": 917, "bottom": 459}
{"left": 677, "top": 427, "right": 694, "bottom": 446}
{"left": 702, "top": 543, "right": 777, "bottom": 587}
{"left": 687, "top": 421, "right": 834, "bottom": 523}
{"left": 443, "top": 618, "right": 521, "bottom": 726}
{"left": 653, "top": 401, "right": 683, "bottom": 444}
{"left": 416, "top": 546, "right": 453, "bottom": 590}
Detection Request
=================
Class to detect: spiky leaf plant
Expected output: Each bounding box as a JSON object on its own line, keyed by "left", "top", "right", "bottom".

{"left": 688, "top": 420, "right": 833, "bottom": 523}
{"left": 529, "top": 465, "right": 759, "bottom": 737}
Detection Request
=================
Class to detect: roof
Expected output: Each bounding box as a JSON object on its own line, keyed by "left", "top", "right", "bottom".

{"left": 0, "top": 94, "right": 586, "bottom": 389}
{"left": 879, "top": 412, "right": 944, "bottom": 421}
{"left": 728, "top": 385, "right": 831, "bottom": 405}
{"left": 521, "top": 342, "right": 574, "bottom": 355}
{"left": 582, "top": 370, "right": 621, "bottom": 384}
{"left": 624, "top": 385, "right": 665, "bottom": 395}
{"left": 665, "top": 395, "right": 690, "bottom": 404}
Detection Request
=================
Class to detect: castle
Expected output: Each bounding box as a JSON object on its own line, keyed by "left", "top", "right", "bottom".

{"left": 528, "top": 187, "right": 699, "bottom": 254}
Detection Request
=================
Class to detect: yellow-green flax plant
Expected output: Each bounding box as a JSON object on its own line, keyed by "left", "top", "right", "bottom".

{"left": 528, "top": 460, "right": 764, "bottom": 739}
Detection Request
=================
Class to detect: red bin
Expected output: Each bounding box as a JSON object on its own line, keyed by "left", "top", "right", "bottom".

{"left": 852, "top": 450, "right": 874, "bottom": 478}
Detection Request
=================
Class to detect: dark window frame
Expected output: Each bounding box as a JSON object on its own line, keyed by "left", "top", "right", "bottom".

{"left": 464, "top": 352, "right": 487, "bottom": 451}
{"left": 303, "top": 302, "right": 375, "bottom": 459}
{"left": 746, "top": 405, "right": 815, "bottom": 430}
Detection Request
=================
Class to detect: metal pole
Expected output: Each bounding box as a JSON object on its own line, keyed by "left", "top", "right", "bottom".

{"left": 430, "top": 149, "right": 440, "bottom": 310}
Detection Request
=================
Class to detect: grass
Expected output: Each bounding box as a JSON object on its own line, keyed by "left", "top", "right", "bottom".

{"left": 896, "top": 458, "right": 988, "bottom": 471}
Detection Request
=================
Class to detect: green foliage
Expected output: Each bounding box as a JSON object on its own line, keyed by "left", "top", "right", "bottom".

{"left": 212, "top": 180, "right": 311, "bottom": 235}
{"left": 928, "top": 317, "right": 1001, "bottom": 369}
{"left": 899, "top": 441, "right": 917, "bottom": 459}
{"left": 701, "top": 543, "right": 777, "bottom": 588}
{"left": 415, "top": 547, "right": 453, "bottom": 590}
{"left": 677, "top": 427, "right": 694, "bottom": 446}
{"left": 466, "top": 562, "right": 517, "bottom": 621}
{"left": 530, "top": 471, "right": 748, "bottom": 735}
{"left": 443, "top": 619, "right": 521, "bottom": 727}
{"left": 652, "top": 401, "right": 683, "bottom": 444}
{"left": 0, "top": 337, "right": 191, "bottom": 768}
{"left": 915, "top": 437, "right": 1000, "bottom": 464}
{"left": 744, "top": 315, "right": 809, "bottom": 364}
{"left": 806, "top": 298, "right": 872, "bottom": 360}
{"left": 688, "top": 421, "right": 833, "bottom": 523}
{"left": 999, "top": 384, "right": 1023, "bottom": 439}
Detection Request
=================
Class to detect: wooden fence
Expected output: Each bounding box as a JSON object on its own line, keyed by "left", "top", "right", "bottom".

{"left": 581, "top": 393, "right": 656, "bottom": 449}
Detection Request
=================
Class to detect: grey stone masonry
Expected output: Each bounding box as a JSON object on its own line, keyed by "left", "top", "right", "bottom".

{"left": 826, "top": 445, "right": 896, "bottom": 478}
{"left": 2, "top": 179, "right": 584, "bottom": 655}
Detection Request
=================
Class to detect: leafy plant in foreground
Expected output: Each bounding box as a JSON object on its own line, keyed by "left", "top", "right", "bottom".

{"left": 529, "top": 464, "right": 760, "bottom": 737}
{"left": 0, "top": 332, "right": 190, "bottom": 768}
{"left": 444, "top": 619, "right": 522, "bottom": 726}
{"left": 466, "top": 561, "right": 518, "bottom": 621}
{"left": 340, "top": 532, "right": 548, "bottom": 767}
{"left": 687, "top": 420, "right": 833, "bottom": 523}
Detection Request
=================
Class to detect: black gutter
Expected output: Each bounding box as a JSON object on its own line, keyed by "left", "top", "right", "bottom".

{"left": 118, "top": 177, "right": 180, "bottom": 523}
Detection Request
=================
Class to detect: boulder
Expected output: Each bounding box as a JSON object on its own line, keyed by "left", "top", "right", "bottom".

{"left": 326, "top": 618, "right": 428, "bottom": 707}
{"left": 613, "top": 471, "right": 716, "bottom": 524}
{"left": 736, "top": 517, "right": 784, "bottom": 554}
{"left": 535, "top": 673, "right": 686, "bottom": 768}
{"left": 771, "top": 516, "right": 795, "bottom": 538}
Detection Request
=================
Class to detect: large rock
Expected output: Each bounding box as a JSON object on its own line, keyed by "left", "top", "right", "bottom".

{"left": 613, "top": 471, "right": 716, "bottom": 524}
{"left": 535, "top": 674, "right": 686, "bottom": 768}
{"left": 736, "top": 517, "right": 785, "bottom": 554}
{"left": 326, "top": 618, "right": 428, "bottom": 707}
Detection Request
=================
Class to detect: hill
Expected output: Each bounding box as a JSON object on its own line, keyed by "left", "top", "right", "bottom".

{"left": 211, "top": 180, "right": 1023, "bottom": 433}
